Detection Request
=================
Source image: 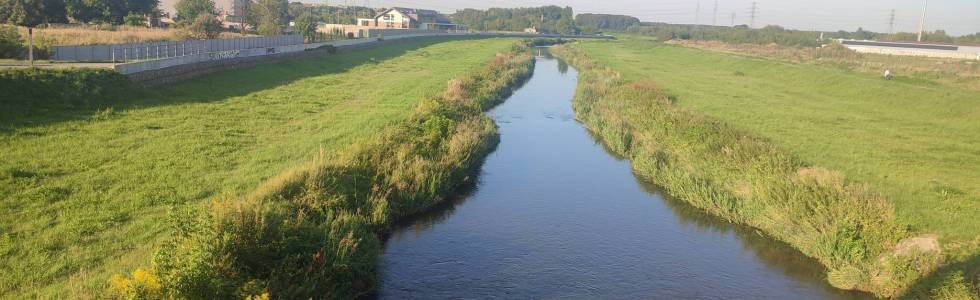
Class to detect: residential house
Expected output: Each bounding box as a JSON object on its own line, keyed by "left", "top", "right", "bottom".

{"left": 356, "top": 7, "right": 466, "bottom": 31}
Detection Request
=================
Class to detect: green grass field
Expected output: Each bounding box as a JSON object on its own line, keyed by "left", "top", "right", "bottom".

{"left": 0, "top": 37, "right": 520, "bottom": 297}
{"left": 574, "top": 38, "right": 980, "bottom": 243}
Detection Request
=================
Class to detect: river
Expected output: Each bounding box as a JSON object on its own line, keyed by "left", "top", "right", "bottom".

{"left": 376, "top": 49, "right": 872, "bottom": 299}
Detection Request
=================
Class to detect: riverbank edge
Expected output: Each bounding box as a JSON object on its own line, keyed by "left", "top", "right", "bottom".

{"left": 106, "top": 39, "right": 537, "bottom": 299}
{"left": 550, "top": 42, "right": 947, "bottom": 298}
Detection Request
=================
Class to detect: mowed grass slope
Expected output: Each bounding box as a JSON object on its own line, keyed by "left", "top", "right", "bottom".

{"left": 0, "top": 37, "right": 519, "bottom": 297}
{"left": 575, "top": 39, "right": 980, "bottom": 242}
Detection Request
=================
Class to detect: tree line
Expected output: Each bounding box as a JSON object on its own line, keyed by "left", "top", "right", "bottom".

{"left": 575, "top": 13, "right": 639, "bottom": 33}
{"left": 0, "top": 0, "right": 158, "bottom": 26}
{"left": 449, "top": 6, "right": 577, "bottom": 34}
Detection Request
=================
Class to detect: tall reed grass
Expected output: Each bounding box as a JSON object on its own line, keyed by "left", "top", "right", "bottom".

{"left": 108, "top": 40, "right": 536, "bottom": 299}
{"left": 15, "top": 25, "right": 250, "bottom": 46}
{"left": 551, "top": 43, "right": 943, "bottom": 298}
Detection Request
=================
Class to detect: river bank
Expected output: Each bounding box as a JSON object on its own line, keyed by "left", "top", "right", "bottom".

{"left": 549, "top": 42, "right": 961, "bottom": 298}
{"left": 1, "top": 38, "right": 533, "bottom": 298}
{"left": 376, "top": 50, "right": 872, "bottom": 299}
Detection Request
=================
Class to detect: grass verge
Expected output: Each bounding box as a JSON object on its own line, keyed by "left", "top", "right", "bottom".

{"left": 106, "top": 41, "right": 535, "bottom": 298}
{"left": 0, "top": 37, "right": 524, "bottom": 297}
{"left": 551, "top": 41, "right": 975, "bottom": 297}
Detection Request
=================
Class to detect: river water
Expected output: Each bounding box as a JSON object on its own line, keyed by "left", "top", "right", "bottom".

{"left": 377, "top": 50, "right": 871, "bottom": 299}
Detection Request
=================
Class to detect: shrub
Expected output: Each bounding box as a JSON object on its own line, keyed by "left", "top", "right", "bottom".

{"left": 186, "top": 13, "right": 222, "bottom": 40}
{"left": 124, "top": 12, "right": 147, "bottom": 27}
{"left": 0, "top": 25, "right": 22, "bottom": 59}
{"left": 108, "top": 268, "right": 163, "bottom": 299}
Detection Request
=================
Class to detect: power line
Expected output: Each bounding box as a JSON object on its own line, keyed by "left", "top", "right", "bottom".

{"left": 917, "top": 0, "right": 928, "bottom": 41}
{"left": 695, "top": 0, "right": 701, "bottom": 25}
{"left": 749, "top": 2, "right": 757, "bottom": 28}
{"left": 731, "top": 11, "right": 735, "bottom": 27}
{"left": 712, "top": 0, "right": 718, "bottom": 26}
{"left": 888, "top": 9, "right": 895, "bottom": 34}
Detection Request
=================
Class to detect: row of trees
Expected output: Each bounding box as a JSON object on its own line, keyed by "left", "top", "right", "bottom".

{"left": 0, "top": 0, "right": 158, "bottom": 26}
{"left": 450, "top": 6, "right": 576, "bottom": 35}
{"left": 174, "top": 0, "right": 292, "bottom": 38}
{"left": 575, "top": 13, "right": 639, "bottom": 33}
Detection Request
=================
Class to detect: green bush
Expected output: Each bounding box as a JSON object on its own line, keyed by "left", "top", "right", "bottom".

{"left": 0, "top": 25, "right": 22, "bottom": 59}
{"left": 124, "top": 12, "right": 147, "bottom": 27}
{"left": 187, "top": 13, "right": 222, "bottom": 39}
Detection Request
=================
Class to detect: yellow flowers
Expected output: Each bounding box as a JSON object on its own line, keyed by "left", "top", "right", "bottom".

{"left": 108, "top": 268, "right": 162, "bottom": 299}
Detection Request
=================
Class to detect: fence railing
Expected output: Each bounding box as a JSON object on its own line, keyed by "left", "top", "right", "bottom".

{"left": 52, "top": 35, "right": 304, "bottom": 62}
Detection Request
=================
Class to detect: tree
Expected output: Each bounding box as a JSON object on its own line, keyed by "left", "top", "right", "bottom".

{"left": 187, "top": 13, "right": 221, "bottom": 39}
{"left": 556, "top": 6, "right": 576, "bottom": 35}
{"left": 176, "top": 0, "right": 215, "bottom": 22}
{"left": 255, "top": 0, "right": 286, "bottom": 36}
{"left": 0, "top": 25, "right": 22, "bottom": 59}
{"left": 449, "top": 6, "right": 575, "bottom": 34}
{"left": 64, "top": 0, "right": 157, "bottom": 24}
{"left": 293, "top": 11, "right": 316, "bottom": 42}
{"left": 575, "top": 13, "right": 639, "bottom": 31}
{"left": 2, "top": 0, "right": 45, "bottom": 65}
{"left": 39, "top": 0, "right": 66, "bottom": 23}
{"left": 124, "top": 12, "right": 146, "bottom": 26}
{"left": 286, "top": 1, "right": 305, "bottom": 20}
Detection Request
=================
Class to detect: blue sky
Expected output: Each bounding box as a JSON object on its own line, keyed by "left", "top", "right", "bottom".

{"left": 316, "top": 0, "right": 979, "bottom": 35}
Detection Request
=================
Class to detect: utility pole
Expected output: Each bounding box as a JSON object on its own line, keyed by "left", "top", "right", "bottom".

{"left": 731, "top": 12, "right": 736, "bottom": 27}
{"left": 712, "top": 0, "right": 718, "bottom": 26}
{"left": 749, "top": 2, "right": 757, "bottom": 28}
{"left": 917, "top": 0, "right": 928, "bottom": 42}
{"left": 888, "top": 9, "right": 895, "bottom": 34}
{"left": 694, "top": 0, "right": 701, "bottom": 25}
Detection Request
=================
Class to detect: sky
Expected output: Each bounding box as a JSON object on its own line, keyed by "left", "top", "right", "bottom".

{"left": 302, "top": 0, "right": 979, "bottom": 36}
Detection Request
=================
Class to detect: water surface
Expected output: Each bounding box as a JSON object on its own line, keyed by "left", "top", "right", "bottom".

{"left": 378, "top": 51, "right": 871, "bottom": 299}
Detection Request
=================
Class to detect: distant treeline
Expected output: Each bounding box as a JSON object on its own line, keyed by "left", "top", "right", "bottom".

{"left": 450, "top": 6, "right": 576, "bottom": 34}
{"left": 575, "top": 13, "right": 639, "bottom": 32}
{"left": 628, "top": 23, "right": 980, "bottom": 47}
{"left": 0, "top": 0, "right": 158, "bottom": 26}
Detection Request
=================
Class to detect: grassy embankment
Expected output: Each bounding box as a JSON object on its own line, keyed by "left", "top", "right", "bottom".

{"left": 552, "top": 39, "right": 979, "bottom": 298}
{"left": 0, "top": 37, "right": 526, "bottom": 298}
{"left": 671, "top": 39, "right": 980, "bottom": 92}
{"left": 109, "top": 41, "right": 534, "bottom": 298}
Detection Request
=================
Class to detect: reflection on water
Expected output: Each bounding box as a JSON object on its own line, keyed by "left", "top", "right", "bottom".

{"left": 377, "top": 50, "right": 872, "bottom": 299}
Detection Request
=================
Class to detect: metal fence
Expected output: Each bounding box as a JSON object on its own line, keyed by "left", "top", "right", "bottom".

{"left": 52, "top": 35, "right": 305, "bottom": 62}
